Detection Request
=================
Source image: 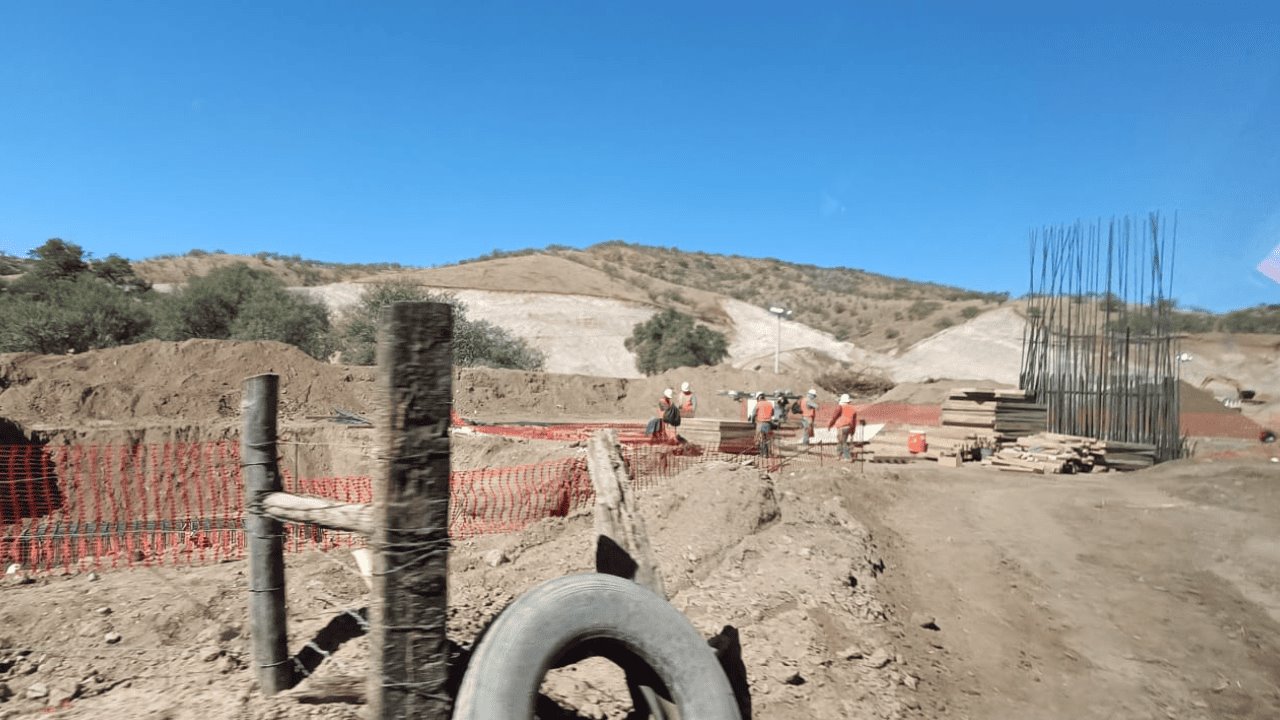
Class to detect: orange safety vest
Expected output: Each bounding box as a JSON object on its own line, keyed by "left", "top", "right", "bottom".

{"left": 829, "top": 404, "right": 857, "bottom": 429}
{"left": 755, "top": 400, "right": 774, "bottom": 423}
{"left": 680, "top": 392, "right": 695, "bottom": 413}
{"left": 802, "top": 399, "right": 817, "bottom": 420}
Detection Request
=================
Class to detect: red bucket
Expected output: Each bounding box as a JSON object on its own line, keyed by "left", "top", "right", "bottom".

{"left": 907, "top": 431, "right": 928, "bottom": 454}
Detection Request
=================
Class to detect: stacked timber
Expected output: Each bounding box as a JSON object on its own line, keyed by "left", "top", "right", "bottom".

{"left": 941, "top": 388, "right": 1047, "bottom": 441}
{"left": 679, "top": 418, "right": 757, "bottom": 452}
{"left": 987, "top": 432, "right": 1156, "bottom": 474}
{"left": 861, "top": 426, "right": 995, "bottom": 463}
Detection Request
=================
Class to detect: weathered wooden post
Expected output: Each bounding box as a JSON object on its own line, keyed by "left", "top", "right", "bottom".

{"left": 368, "top": 302, "right": 453, "bottom": 720}
{"left": 242, "top": 373, "right": 294, "bottom": 695}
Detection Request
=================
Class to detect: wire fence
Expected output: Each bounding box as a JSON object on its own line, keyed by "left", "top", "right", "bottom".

{"left": 4, "top": 404, "right": 1261, "bottom": 575}
{"left": 0, "top": 431, "right": 775, "bottom": 575}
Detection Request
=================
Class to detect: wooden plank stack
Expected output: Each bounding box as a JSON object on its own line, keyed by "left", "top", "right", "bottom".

{"left": 860, "top": 425, "right": 996, "bottom": 463}
{"left": 678, "top": 418, "right": 757, "bottom": 452}
{"left": 941, "top": 388, "right": 1047, "bottom": 441}
{"left": 986, "top": 432, "right": 1156, "bottom": 474}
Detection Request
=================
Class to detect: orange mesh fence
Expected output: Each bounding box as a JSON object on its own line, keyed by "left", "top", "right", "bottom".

{"left": 0, "top": 437, "right": 775, "bottom": 575}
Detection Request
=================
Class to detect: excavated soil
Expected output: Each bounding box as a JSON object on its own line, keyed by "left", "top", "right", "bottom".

{"left": 0, "top": 340, "right": 840, "bottom": 443}
{"left": 0, "top": 458, "right": 912, "bottom": 720}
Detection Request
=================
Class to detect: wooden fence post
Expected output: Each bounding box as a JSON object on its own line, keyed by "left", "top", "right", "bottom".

{"left": 242, "top": 373, "right": 294, "bottom": 695}
{"left": 369, "top": 302, "right": 453, "bottom": 720}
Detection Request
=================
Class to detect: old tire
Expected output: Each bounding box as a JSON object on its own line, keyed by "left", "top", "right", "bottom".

{"left": 453, "top": 573, "right": 741, "bottom": 720}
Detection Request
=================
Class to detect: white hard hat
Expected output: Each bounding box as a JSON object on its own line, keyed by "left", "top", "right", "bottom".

{"left": 754, "top": 391, "right": 765, "bottom": 399}
{"left": 663, "top": 388, "right": 674, "bottom": 399}
{"left": 839, "top": 393, "right": 851, "bottom": 404}
{"left": 807, "top": 388, "right": 817, "bottom": 397}
{"left": 681, "top": 382, "right": 691, "bottom": 392}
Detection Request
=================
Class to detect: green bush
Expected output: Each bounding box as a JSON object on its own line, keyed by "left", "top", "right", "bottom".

{"left": 625, "top": 309, "right": 728, "bottom": 375}
{"left": 1219, "top": 304, "right": 1280, "bottom": 334}
{"left": 0, "top": 241, "right": 155, "bottom": 354}
{"left": 907, "top": 300, "right": 941, "bottom": 321}
{"left": 0, "top": 275, "right": 154, "bottom": 353}
{"left": 155, "top": 263, "right": 334, "bottom": 359}
{"left": 960, "top": 306, "right": 981, "bottom": 320}
{"left": 337, "top": 280, "right": 544, "bottom": 370}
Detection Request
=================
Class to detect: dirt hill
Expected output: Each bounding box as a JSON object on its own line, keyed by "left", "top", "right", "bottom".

{"left": 133, "top": 251, "right": 406, "bottom": 286}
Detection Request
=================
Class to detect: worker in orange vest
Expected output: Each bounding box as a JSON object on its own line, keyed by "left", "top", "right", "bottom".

{"left": 657, "top": 388, "right": 680, "bottom": 442}
{"left": 799, "top": 388, "right": 819, "bottom": 446}
{"left": 679, "top": 382, "right": 697, "bottom": 418}
{"left": 748, "top": 391, "right": 775, "bottom": 457}
{"left": 826, "top": 393, "right": 858, "bottom": 460}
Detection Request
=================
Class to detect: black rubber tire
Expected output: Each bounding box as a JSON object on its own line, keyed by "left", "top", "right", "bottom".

{"left": 453, "top": 573, "right": 742, "bottom": 720}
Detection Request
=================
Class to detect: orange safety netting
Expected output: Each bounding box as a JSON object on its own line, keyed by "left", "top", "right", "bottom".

{"left": 0, "top": 437, "right": 774, "bottom": 575}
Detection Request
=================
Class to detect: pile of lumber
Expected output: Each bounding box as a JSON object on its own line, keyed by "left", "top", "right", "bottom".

{"left": 679, "top": 418, "right": 757, "bottom": 452}
{"left": 941, "top": 388, "right": 1047, "bottom": 440}
{"left": 861, "top": 426, "right": 995, "bottom": 463}
{"left": 987, "top": 432, "right": 1156, "bottom": 474}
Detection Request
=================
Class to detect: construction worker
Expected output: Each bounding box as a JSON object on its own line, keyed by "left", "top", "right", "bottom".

{"left": 657, "top": 388, "right": 680, "bottom": 442}
{"left": 748, "top": 391, "right": 774, "bottom": 457}
{"left": 799, "top": 389, "right": 819, "bottom": 446}
{"left": 827, "top": 393, "right": 858, "bottom": 461}
{"left": 648, "top": 388, "right": 674, "bottom": 438}
{"left": 679, "top": 382, "right": 697, "bottom": 418}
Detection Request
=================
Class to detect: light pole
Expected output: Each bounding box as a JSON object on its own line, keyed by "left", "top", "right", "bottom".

{"left": 768, "top": 306, "right": 792, "bottom": 374}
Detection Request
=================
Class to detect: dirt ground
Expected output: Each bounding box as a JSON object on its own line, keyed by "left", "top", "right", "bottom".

{"left": 0, "top": 449, "right": 912, "bottom": 720}
{"left": 5, "top": 437, "right": 1277, "bottom": 719}
{"left": 841, "top": 457, "right": 1280, "bottom": 720}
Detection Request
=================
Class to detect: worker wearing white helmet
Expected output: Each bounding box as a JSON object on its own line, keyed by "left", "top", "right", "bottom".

{"left": 827, "top": 393, "right": 859, "bottom": 461}
{"left": 748, "top": 391, "right": 776, "bottom": 458}
{"left": 648, "top": 388, "right": 678, "bottom": 440}
{"left": 799, "top": 388, "right": 820, "bottom": 446}
{"left": 679, "top": 381, "right": 697, "bottom": 418}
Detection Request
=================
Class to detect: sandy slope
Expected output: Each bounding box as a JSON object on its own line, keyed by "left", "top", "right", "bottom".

{"left": 888, "top": 306, "right": 1026, "bottom": 384}
{"left": 297, "top": 284, "right": 885, "bottom": 379}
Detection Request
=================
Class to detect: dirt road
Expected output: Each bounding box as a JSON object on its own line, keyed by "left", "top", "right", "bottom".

{"left": 837, "top": 459, "right": 1280, "bottom": 719}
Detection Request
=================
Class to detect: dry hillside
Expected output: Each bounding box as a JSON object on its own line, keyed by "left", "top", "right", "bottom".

{"left": 133, "top": 251, "right": 406, "bottom": 286}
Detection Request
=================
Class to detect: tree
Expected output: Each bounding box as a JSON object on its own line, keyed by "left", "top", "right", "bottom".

{"left": 155, "top": 263, "right": 334, "bottom": 359}
{"left": 336, "top": 280, "right": 545, "bottom": 370}
{"left": 625, "top": 309, "right": 728, "bottom": 375}
{"left": 91, "top": 254, "right": 151, "bottom": 293}
{"left": 27, "top": 238, "right": 89, "bottom": 282}
{"left": 0, "top": 275, "right": 154, "bottom": 353}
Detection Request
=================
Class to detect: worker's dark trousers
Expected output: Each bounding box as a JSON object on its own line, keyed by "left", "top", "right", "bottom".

{"left": 837, "top": 426, "right": 852, "bottom": 460}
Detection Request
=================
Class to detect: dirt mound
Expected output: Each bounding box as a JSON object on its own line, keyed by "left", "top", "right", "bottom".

{"left": 0, "top": 340, "right": 376, "bottom": 432}
{"left": 0, "top": 459, "right": 911, "bottom": 719}
{"left": 453, "top": 461, "right": 909, "bottom": 719}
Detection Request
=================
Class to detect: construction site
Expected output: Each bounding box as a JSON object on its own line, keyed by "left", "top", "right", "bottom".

{"left": 1, "top": 222, "right": 1278, "bottom": 720}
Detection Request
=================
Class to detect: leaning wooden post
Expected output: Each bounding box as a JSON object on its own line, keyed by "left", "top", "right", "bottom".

{"left": 242, "top": 373, "right": 294, "bottom": 695}
{"left": 369, "top": 302, "right": 453, "bottom": 720}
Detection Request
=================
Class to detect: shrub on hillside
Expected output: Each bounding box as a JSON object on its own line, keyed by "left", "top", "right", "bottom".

{"left": 960, "top": 306, "right": 981, "bottom": 320}
{"left": 155, "top": 263, "right": 334, "bottom": 359}
{"left": 1219, "top": 304, "right": 1280, "bottom": 334}
{"left": 336, "top": 280, "right": 545, "bottom": 370}
{"left": 813, "top": 368, "right": 894, "bottom": 397}
{"left": 625, "top": 309, "right": 728, "bottom": 376}
{"left": 0, "top": 277, "right": 154, "bottom": 354}
{"left": 906, "top": 300, "right": 941, "bottom": 320}
{"left": 0, "top": 241, "right": 155, "bottom": 354}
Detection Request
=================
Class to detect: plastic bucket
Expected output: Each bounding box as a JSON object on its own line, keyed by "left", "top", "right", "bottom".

{"left": 907, "top": 431, "right": 928, "bottom": 454}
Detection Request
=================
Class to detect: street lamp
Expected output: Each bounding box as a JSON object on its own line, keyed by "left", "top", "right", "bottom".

{"left": 768, "top": 306, "right": 792, "bottom": 374}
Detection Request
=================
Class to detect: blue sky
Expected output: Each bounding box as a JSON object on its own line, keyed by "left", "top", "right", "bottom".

{"left": 2, "top": 2, "right": 1278, "bottom": 311}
